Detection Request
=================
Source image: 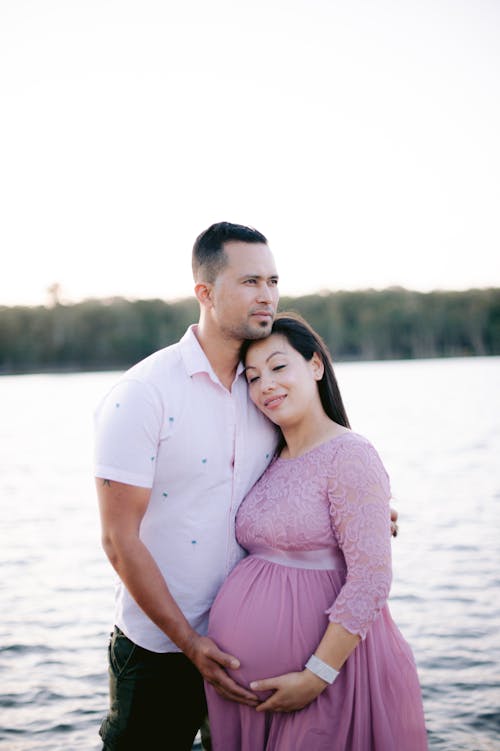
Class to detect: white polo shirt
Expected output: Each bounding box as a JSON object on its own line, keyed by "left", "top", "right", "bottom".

{"left": 94, "top": 325, "right": 277, "bottom": 652}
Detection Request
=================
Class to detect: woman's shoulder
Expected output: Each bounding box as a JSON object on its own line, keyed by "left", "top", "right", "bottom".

{"left": 323, "top": 430, "right": 387, "bottom": 470}
{"left": 326, "top": 430, "right": 390, "bottom": 485}
{"left": 325, "top": 430, "right": 376, "bottom": 454}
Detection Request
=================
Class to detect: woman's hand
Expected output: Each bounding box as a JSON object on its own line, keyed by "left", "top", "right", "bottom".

{"left": 250, "top": 669, "right": 328, "bottom": 713}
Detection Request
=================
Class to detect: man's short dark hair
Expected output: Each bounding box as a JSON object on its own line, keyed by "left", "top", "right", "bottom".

{"left": 192, "top": 222, "right": 268, "bottom": 283}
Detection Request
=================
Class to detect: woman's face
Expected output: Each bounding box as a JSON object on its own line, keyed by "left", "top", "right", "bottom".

{"left": 244, "top": 333, "right": 324, "bottom": 428}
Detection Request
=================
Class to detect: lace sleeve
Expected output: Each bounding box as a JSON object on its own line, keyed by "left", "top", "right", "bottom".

{"left": 326, "top": 437, "right": 392, "bottom": 639}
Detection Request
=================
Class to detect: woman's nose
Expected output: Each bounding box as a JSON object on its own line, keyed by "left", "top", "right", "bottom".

{"left": 261, "top": 375, "right": 275, "bottom": 392}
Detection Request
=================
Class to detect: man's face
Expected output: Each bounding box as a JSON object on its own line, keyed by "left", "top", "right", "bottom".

{"left": 209, "top": 241, "right": 279, "bottom": 342}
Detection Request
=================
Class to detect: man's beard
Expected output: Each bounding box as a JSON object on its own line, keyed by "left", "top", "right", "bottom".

{"left": 220, "top": 317, "right": 273, "bottom": 342}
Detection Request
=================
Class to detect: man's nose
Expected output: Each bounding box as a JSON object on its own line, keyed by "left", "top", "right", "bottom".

{"left": 256, "top": 283, "right": 273, "bottom": 303}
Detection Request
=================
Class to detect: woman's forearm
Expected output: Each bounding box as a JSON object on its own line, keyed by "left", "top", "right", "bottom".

{"left": 311, "top": 620, "right": 360, "bottom": 672}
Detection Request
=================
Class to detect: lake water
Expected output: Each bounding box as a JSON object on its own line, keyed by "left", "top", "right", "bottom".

{"left": 1, "top": 357, "right": 499, "bottom": 750}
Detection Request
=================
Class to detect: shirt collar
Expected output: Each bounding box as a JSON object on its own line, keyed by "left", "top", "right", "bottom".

{"left": 179, "top": 325, "right": 245, "bottom": 383}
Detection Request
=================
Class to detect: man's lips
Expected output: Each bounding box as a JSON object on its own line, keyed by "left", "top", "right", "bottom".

{"left": 251, "top": 310, "right": 273, "bottom": 319}
{"left": 263, "top": 394, "right": 286, "bottom": 409}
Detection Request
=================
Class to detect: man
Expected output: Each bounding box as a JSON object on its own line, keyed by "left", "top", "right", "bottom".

{"left": 95, "top": 222, "right": 281, "bottom": 749}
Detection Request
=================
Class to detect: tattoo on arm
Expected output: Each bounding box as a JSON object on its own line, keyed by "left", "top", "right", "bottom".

{"left": 102, "top": 479, "right": 112, "bottom": 487}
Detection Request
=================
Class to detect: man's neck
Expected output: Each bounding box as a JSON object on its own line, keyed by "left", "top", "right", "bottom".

{"left": 194, "top": 321, "right": 242, "bottom": 391}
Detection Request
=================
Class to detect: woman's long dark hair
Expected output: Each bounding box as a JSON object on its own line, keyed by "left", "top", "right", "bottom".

{"left": 241, "top": 312, "right": 351, "bottom": 450}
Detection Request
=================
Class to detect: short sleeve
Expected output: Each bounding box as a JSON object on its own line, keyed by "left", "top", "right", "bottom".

{"left": 94, "top": 378, "right": 164, "bottom": 488}
{"left": 326, "top": 437, "right": 392, "bottom": 639}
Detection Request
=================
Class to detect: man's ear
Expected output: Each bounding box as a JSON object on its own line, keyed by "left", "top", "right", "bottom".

{"left": 194, "top": 282, "right": 213, "bottom": 308}
{"left": 311, "top": 352, "right": 324, "bottom": 380}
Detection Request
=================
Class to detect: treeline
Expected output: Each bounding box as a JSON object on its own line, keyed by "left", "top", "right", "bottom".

{"left": 1, "top": 288, "right": 499, "bottom": 374}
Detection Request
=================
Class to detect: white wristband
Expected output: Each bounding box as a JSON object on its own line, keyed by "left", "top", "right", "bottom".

{"left": 305, "top": 654, "right": 339, "bottom": 684}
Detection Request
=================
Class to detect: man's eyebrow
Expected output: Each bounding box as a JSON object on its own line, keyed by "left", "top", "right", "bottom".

{"left": 238, "top": 273, "right": 280, "bottom": 280}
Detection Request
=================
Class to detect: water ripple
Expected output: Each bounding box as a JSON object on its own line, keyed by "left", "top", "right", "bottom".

{"left": 1, "top": 363, "right": 499, "bottom": 750}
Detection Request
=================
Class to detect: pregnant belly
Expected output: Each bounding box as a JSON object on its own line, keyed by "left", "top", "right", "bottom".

{"left": 208, "top": 555, "right": 340, "bottom": 691}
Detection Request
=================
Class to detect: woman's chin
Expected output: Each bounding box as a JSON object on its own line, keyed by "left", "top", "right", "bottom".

{"left": 266, "top": 413, "right": 283, "bottom": 426}
{"left": 261, "top": 407, "right": 288, "bottom": 428}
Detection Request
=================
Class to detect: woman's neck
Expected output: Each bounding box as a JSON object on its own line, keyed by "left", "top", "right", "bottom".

{"left": 280, "top": 413, "right": 348, "bottom": 459}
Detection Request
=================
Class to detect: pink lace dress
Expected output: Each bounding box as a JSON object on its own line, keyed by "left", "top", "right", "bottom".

{"left": 206, "top": 432, "right": 428, "bottom": 750}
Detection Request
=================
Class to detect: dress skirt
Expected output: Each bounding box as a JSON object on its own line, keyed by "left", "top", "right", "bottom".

{"left": 206, "top": 553, "right": 428, "bottom": 751}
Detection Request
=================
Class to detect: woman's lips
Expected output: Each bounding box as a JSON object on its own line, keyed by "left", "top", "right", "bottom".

{"left": 263, "top": 394, "right": 287, "bottom": 409}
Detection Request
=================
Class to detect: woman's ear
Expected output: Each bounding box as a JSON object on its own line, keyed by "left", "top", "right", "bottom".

{"left": 311, "top": 352, "right": 324, "bottom": 380}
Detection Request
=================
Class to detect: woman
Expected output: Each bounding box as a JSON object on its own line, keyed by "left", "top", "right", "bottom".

{"left": 205, "top": 313, "right": 428, "bottom": 750}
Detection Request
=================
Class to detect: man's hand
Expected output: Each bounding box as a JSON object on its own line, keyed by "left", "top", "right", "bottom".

{"left": 184, "top": 634, "right": 259, "bottom": 707}
{"left": 390, "top": 506, "right": 399, "bottom": 537}
{"left": 249, "top": 669, "right": 327, "bottom": 713}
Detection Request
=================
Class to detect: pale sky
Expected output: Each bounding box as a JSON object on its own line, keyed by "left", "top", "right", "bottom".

{"left": 1, "top": 0, "right": 499, "bottom": 307}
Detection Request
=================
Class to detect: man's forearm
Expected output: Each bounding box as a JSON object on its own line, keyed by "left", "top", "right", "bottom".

{"left": 97, "top": 478, "right": 260, "bottom": 705}
{"left": 104, "top": 534, "right": 197, "bottom": 652}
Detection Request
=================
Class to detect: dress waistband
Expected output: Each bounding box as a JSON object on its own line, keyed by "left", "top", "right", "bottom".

{"left": 250, "top": 546, "right": 345, "bottom": 570}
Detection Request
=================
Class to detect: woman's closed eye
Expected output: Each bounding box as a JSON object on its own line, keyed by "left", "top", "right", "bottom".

{"left": 246, "top": 362, "right": 286, "bottom": 385}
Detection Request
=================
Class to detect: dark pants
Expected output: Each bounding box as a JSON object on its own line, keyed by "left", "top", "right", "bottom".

{"left": 100, "top": 627, "right": 207, "bottom": 750}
